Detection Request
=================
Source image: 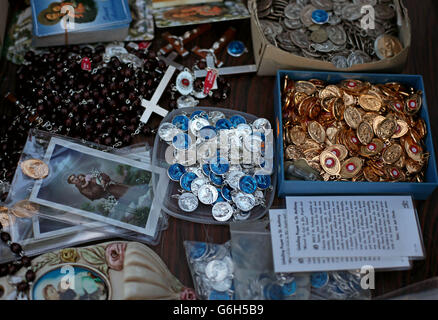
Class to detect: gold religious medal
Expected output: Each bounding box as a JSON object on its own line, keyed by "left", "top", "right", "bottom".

{"left": 358, "top": 94, "right": 382, "bottom": 112}
{"left": 20, "top": 159, "right": 49, "bottom": 179}
{"left": 405, "top": 139, "right": 423, "bottom": 162}
{"left": 344, "top": 106, "right": 362, "bottom": 129}
{"left": 319, "top": 85, "right": 342, "bottom": 99}
{"left": 385, "top": 166, "right": 405, "bottom": 182}
{"left": 376, "top": 117, "right": 397, "bottom": 140}
{"left": 415, "top": 119, "right": 427, "bottom": 139}
{"left": 406, "top": 159, "right": 424, "bottom": 175}
{"left": 363, "top": 166, "right": 380, "bottom": 182}
{"left": 344, "top": 130, "right": 361, "bottom": 153}
{"left": 405, "top": 93, "right": 422, "bottom": 115}
{"left": 325, "top": 145, "right": 348, "bottom": 161}
{"left": 295, "top": 81, "right": 317, "bottom": 95}
{"left": 294, "top": 91, "right": 309, "bottom": 106}
{"left": 388, "top": 99, "right": 404, "bottom": 113}
{"left": 285, "top": 145, "right": 303, "bottom": 160}
{"left": 10, "top": 200, "right": 39, "bottom": 218}
{"left": 362, "top": 112, "right": 378, "bottom": 125}
{"left": 360, "top": 138, "right": 384, "bottom": 157}
{"left": 392, "top": 120, "right": 409, "bottom": 139}
{"left": 374, "top": 34, "right": 403, "bottom": 60}
{"left": 0, "top": 210, "right": 15, "bottom": 228}
{"left": 340, "top": 158, "right": 363, "bottom": 179}
{"left": 343, "top": 92, "right": 355, "bottom": 106}
{"left": 308, "top": 121, "right": 326, "bottom": 143}
{"left": 382, "top": 143, "right": 403, "bottom": 164}
{"left": 332, "top": 98, "right": 345, "bottom": 121}
{"left": 326, "top": 127, "right": 339, "bottom": 143}
{"left": 289, "top": 126, "right": 306, "bottom": 145}
{"left": 357, "top": 122, "right": 374, "bottom": 145}
{"left": 340, "top": 79, "right": 366, "bottom": 94}
{"left": 372, "top": 115, "right": 385, "bottom": 135}
{"left": 320, "top": 151, "right": 341, "bottom": 176}
{"left": 301, "top": 139, "right": 322, "bottom": 151}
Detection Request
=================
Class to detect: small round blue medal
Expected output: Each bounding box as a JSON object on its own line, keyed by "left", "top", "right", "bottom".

{"left": 180, "top": 172, "right": 198, "bottom": 191}
{"left": 202, "top": 163, "right": 211, "bottom": 176}
{"left": 215, "top": 188, "right": 226, "bottom": 203}
{"left": 215, "top": 118, "right": 232, "bottom": 130}
{"left": 189, "top": 242, "right": 208, "bottom": 260}
{"left": 281, "top": 280, "right": 297, "bottom": 296}
{"left": 255, "top": 174, "right": 271, "bottom": 190}
{"left": 190, "top": 110, "right": 208, "bottom": 120}
{"left": 172, "top": 133, "right": 191, "bottom": 150}
{"left": 221, "top": 185, "right": 233, "bottom": 201}
{"left": 227, "top": 40, "right": 246, "bottom": 57}
{"left": 311, "top": 272, "right": 329, "bottom": 289}
{"left": 263, "top": 283, "right": 283, "bottom": 300}
{"left": 209, "top": 172, "right": 224, "bottom": 186}
{"left": 199, "top": 126, "right": 217, "bottom": 141}
{"left": 167, "top": 163, "right": 186, "bottom": 181}
{"left": 239, "top": 175, "right": 257, "bottom": 194}
{"left": 172, "top": 115, "right": 189, "bottom": 131}
{"left": 230, "top": 115, "right": 247, "bottom": 127}
{"left": 311, "top": 9, "right": 329, "bottom": 24}
{"left": 210, "top": 157, "right": 230, "bottom": 175}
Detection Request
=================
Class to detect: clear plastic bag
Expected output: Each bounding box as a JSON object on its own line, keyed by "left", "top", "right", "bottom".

{"left": 184, "top": 241, "right": 235, "bottom": 300}
{"left": 229, "top": 220, "right": 371, "bottom": 300}
{"left": 230, "top": 220, "right": 311, "bottom": 300}
{"left": 2, "top": 129, "right": 167, "bottom": 258}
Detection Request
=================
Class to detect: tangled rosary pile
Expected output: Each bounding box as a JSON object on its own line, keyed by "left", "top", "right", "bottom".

{"left": 282, "top": 76, "right": 429, "bottom": 182}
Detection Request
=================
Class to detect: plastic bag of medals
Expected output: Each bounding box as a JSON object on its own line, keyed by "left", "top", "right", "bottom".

{"left": 184, "top": 241, "right": 236, "bottom": 300}
{"left": 152, "top": 107, "right": 276, "bottom": 225}
{"left": 229, "top": 220, "right": 370, "bottom": 300}
{"left": 1, "top": 129, "right": 168, "bottom": 258}
{"left": 281, "top": 76, "right": 429, "bottom": 183}
{"left": 255, "top": 0, "right": 405, "bottom": 68}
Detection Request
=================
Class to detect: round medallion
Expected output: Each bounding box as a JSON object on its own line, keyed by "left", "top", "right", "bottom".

{"left": 233, "top": 192, "right": 256, "bottom": 212}
{"left": 340, "top": 157, "right": 362, "bottom": 179}
{"left": 227, "top": 40, "right": 247, "bottom": 57}
{"left": 167, "top": 163, "right": 186, "bottom": 181}
{"left": 178, "top": 192, "right": 199, "bottom": 213}
{"left": 225, "top": 170, "right": 245, "bottom": 190}
{"left": 230, "top": 115, "right": 247, "bottom": 128}
{"left": 198, "top": 184, "right": 219, "bottom": 205}
{"left": 320, "top": 150, "right": 341, "bottom": 175}
{"left": 254, "top": 173, "right": 271, "bottom": 190}
{"left": 180, "top": 172, "right": 198, "bottom": 191}
{"left": 210, "top": 157, "right": 230, "bottom": 175}
{"left": 311, "top": 272, "right": 329, "bottom": 289}
{"left": 311, "top": 9, "right": 329, "bottom": 24}
{"left": 158, "top": 122, "right": 180, "bottom": 142}
{"left": 212, "top": 202, "right": 234, "bottom": 222}
{"left": 382, "top": 144, "right": 403, "bottom": 164}
{"left": 20, "top": 159, "right": 49, "bottom": 180}
{"left": 357, "top": 122, "right": 374, "bottom": 145}
{"left": 215, "top": 118, "right": 233, "bottom": 131}
{"left": 239, "top": 175, "right": 258, "bottom": 194}
{"left": 172, "top": 132, "right": 192, "bottom": 151}
{"left": 374, "top": 34, "right": 403, "bottom": 60}
{"left": 190, "top": 177, "right": 209, "bottom": 196}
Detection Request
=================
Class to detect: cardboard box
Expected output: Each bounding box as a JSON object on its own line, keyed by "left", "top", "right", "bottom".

{"left": 249, "top": 0, "right": 411, "bottom": 76}
{"left": 0, "top": 0, "right": 9, "bottom": 50}
{"left": 274, "top": 70, "right": 438, "bottom": 200}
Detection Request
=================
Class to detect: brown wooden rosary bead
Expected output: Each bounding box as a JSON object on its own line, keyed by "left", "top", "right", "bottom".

{"left": 10, "top": 243, "right": 23, "bottom": 255}
{"left": 17, "top": 281, "right": 29, "bottom": 292}
{"left": 25, "top": 270, "right": 36, "bottom": 282}
{"left": 21, "top": 256, "right": 32, "bottom": 268}
{"left": 1, "top": 231, "right": 11, "bottom": 242}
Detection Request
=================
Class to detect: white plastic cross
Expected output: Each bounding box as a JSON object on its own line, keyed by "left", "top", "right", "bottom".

{"left": 140, "top": 65, "right": 176, "bottom": 123}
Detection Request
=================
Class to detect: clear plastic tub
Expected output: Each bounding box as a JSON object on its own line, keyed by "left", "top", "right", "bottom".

{"left": 151, "top": 107, "right": 277, "bottom": 225}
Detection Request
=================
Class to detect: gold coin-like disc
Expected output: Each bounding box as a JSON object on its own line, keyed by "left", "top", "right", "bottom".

{"left": 382, "top": 144, "right": 403, "bottom": 164}
{"left": 320, "top": 151, "right": 341, "bottom": 176}
{"left": 325, "top": 144, "right": 348, "bottom": 161}
{"left": 344, "top": 106, "right": 362, "bottom": 129}
{"left": 359, "top": 94, "right": 382, "bottom": 112}
{"left": 10, "top": 200, "right": 39, "bottom": 218}
{"left": 340, "top": 157, "right": 363, "bottom": 179}
{"left": 295, "top": 81, "right": 317, "bottom": 96}
{"left": 308, "top": 121, "right": 326, "bottom": 143}
{"left": 20, "top": 159, "right": 49, "bottom": 179}
{"left": 357, "top": 122, "right": 374, "bottom": 145}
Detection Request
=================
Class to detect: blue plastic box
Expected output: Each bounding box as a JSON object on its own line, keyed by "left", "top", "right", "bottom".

{"left": 274, "top": 70, "right": 438, "bottom": 200}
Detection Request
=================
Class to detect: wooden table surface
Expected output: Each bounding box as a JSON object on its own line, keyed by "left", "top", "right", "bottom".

{"left": 1, "top": 0, "right": 438, "bottom": 298}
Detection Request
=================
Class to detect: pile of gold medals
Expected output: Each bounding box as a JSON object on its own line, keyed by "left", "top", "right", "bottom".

{"left": 282, "top": 76, "right": 429, "bottom": 183}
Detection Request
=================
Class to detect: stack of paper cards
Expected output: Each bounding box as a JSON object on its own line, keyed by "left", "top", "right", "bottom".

{"left": 31, "top": 0, "right": 132, "bottom": 47}
{"left": 269, "top": 196, "right": 425, "bottom": 273}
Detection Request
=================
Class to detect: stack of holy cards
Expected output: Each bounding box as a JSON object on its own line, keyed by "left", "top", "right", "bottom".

{"left": 31, "top": 0, "right": 132, "bottom": 47}
{"left": 269, "top": 196, "right": 425, "bottom": 273}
